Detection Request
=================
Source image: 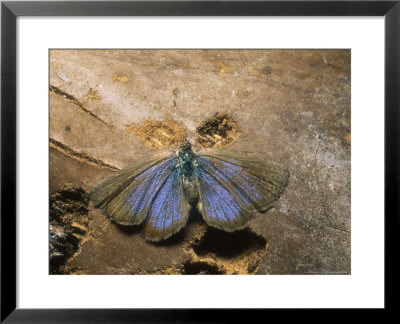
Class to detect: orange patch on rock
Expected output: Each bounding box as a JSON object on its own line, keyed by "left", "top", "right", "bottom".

{"left": 112, "top": 74, "right": 129, "bottom": 83}
{"left": 217, "top": 62, "right": 234, "bottom": 77}
{"left": 125, "top": 118, "right": 187, "bottom": 150}
{"left": 249, "top": 68, "right": 260, "bottom": 76}
{"left": 86, "top": 88, "right": 102, "bottom": 102}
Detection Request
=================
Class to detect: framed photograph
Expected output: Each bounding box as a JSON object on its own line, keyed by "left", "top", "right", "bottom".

{"left": 1, "top": 0, "right": 398, "bottom": 321}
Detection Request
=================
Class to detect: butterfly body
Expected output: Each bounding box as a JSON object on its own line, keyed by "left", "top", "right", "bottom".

{"left": 176, "top": 148, "right": 199, "bottom": 204}
{"left": 90, "top": 141, "right": 289, "bottom": 241}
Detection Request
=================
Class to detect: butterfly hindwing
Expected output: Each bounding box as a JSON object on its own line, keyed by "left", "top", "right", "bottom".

{"left": 142, "top": 165, "right": 190, "bottom": 241}
{"left": 196, "top": 149, "right": 289, "bottom": 231}
{"left": 196, "top": 164, "right": 255, "bottom": 231}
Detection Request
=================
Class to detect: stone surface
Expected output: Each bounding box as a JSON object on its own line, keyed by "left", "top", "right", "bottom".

{"left": 49, "top": 49, "right": 351, "bottom": 275}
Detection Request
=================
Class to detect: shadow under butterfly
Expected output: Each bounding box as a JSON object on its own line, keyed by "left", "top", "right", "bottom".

{"left": 90, "top": 140, "right": 289, "bottom": 242}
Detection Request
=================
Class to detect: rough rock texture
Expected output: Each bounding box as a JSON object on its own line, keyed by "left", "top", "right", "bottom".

{"left": 49, "top": 50, "right": 351, "bottom": 275}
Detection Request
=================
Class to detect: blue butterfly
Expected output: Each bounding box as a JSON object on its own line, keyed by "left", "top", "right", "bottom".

{"left": 90, "top": 140, "right": 289, "bottom": 241}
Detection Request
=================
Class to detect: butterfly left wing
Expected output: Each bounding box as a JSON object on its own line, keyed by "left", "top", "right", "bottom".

{"left": 90, "top": 152, "right": 189, "bottom": 241}
{"left": 142, "top": 163, "right": 190, "bottom": 241}
{"left": 195, "top": 149, "right": 289, "bottom": 231}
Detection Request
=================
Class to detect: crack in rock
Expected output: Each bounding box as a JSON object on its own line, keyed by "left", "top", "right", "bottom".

{"left": 50, "top": 138, "right": 119, "bottom": 171}
{"left": 50, "top": 85, "right": 109, "bottom": 126}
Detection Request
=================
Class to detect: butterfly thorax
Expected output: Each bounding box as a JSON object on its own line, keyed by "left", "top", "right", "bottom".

{"left": 178, "top": 148, "right": 199, "bottom": 204}
{"left": 178, "top": 149, "right": 195, "bottom": 176}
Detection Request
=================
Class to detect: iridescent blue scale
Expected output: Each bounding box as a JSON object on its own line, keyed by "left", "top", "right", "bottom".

{"left": 90, "top": 140, "right": 289, "bottom": 241}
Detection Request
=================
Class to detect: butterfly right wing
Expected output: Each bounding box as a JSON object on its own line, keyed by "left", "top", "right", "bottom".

{"left": 195, "top": 149, "right": 289, "bottom": 231}
{"left": 90, "top": 152, "right": 177, "bottom": 226}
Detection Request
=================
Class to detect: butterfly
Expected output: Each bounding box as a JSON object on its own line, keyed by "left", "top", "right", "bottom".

{"left": 90, "top": 140, "right": 289, "bottom": 242}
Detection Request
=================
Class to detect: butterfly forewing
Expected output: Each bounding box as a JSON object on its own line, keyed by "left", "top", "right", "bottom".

{"left": 90, "top": 152, "right": 181, "bottom": 227}
{"left": 196, "top": 149, "right": 289, "bottom": 231}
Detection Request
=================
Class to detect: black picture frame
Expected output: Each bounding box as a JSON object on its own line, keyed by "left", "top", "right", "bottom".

{"left": 1, "top": 0, "right": 398, "bottom": 322}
